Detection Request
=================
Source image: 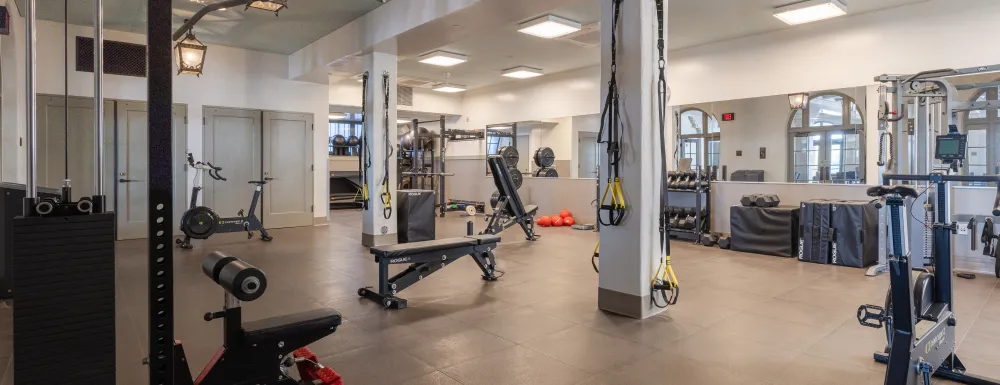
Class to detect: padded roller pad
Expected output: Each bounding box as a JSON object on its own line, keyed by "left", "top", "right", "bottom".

{"left": 244, "top": 308, "right": 342, "bottom": 345}
{"left": 371, "top": 235, "right": 501, "bottom": 258}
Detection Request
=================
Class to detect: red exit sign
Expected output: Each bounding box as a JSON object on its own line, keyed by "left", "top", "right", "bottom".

{"left": 722, "top": 113, "right": 736, "bottom": 121}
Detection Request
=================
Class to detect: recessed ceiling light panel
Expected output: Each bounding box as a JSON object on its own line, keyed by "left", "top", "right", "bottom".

{"left": 397, "top": 119, "right": 411, "bottom": 124}
{"left": 418, "top": 51, "right": 468, "bottom": 67}
{"left": 329, "top": 113, "right": 348, "bottom": 120}
{"left": 773, "top": 0, "right": 847, "bottom": 25}
{"left": 433, "top": 83, "right": 467, "bottom": 93}
{"left": 501, "top": 66, "right": 544, "bottom": 79}
{"left": 518, "top": 14, "right": 581, "bottom": 39}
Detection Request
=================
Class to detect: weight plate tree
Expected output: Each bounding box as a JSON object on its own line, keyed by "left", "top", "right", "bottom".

{"left": 499, "top": 146, "right": 519, "bottom": 168}
{"left": 533, "top": 147, "right": 555, "bottom": 168}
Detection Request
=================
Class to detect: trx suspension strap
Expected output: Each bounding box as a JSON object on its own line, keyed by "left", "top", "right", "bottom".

{"left": 359, "top": 71, "right": 371, "bottom": 210}
{"left": 598, "top": 0, "right": 626, "bottom": 227}
{"left": 380, "top": 71, "right": 394, "bottom": 219}
{"left": 652, "top": 0, "right": 679, "bottom": 308}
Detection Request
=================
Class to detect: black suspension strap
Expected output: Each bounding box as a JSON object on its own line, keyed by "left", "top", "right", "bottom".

{"left": 597, "top": 0, "right": 626, "bottom": 227}
{"left": 652, "top": 0, "right": 678, "bottom": 308}
{"left": 359, "top": 71, "right": 371, "bottom": 210}
{"left": 380, "top": 71, "right": 393, "bottom": 219}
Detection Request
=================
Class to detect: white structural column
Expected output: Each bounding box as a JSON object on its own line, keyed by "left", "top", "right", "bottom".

{"left": 361, "top": 51, "right": 399, "bottom": 246}
{"left": 597, "top": 0, "right": 664, "bottom": 319}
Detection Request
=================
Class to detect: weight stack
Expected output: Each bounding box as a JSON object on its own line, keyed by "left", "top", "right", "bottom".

{"left": 397, "top": 189, "right": 436, "bottom": 243}
{"left": 798, "top": 200, "right": 833, "bottom": 264}
{"left": 13, "top": 212, "right": 116, "bottom": 384}
{"left": 0, "top": 183, "right": 59, "bottom": 298}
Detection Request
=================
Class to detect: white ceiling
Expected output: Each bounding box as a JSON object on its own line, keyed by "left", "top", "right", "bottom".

{"left": 13, "top": 0, "right": 385, "bottom": 54}
{"left": 396, "top": 0, "right": 928, "bottom": 91}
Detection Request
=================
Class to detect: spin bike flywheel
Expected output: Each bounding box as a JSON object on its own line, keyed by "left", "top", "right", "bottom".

{"left": 181, "top": 206, "right": 221, "bottom": 240}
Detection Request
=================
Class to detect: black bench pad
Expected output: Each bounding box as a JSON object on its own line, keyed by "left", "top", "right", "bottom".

{"left": 244, "top": 308, "right": 342, "bottom": 344}
{"left": 371, "top": 235, "right": 501, "bottom": 259}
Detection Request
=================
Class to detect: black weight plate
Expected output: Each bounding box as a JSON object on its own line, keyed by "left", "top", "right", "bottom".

{"left": 509, "top": 167, "right": 523, "bottom": 189}
{"left": 490, "top": 191, "right": 500, "bottom": 208}
{"left": 533, "top": 147, "right": 556, "bottom": 168}
{"left": 534, "top": 167, "right": 558, "bottom": 178}
{"left": 499, "top": 146, "right": 519, "bottom": 168}
{"left": 181, "top": 206, "right": 220, "bottom": 240}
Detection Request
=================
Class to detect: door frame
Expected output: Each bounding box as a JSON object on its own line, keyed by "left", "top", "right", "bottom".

{"left": 262, "top": 110, "right": 314, "bottom": 229}
{"left": 578, "top": 131, "right": 599, "bottom": 179}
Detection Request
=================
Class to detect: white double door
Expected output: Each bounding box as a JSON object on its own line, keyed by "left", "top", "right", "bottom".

{"left": 203, "top": 107, "right": 314, "bottom": 230}
{"left": 37, "top": 96, "right": 187, "bottom": 240}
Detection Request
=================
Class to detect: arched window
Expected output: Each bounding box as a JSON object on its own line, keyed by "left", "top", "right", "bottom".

{"left": 788, "top": 93, "right": 865, "bottom": 184}
{"left": 678, "top": 108, "right": 721, "bottom": 170}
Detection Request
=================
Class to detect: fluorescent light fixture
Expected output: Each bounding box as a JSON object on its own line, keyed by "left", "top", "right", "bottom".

{"left": 397, "top": 119, "right": 411, "bottom": 124}
{"left": 418, "top": 51, "right": 468, "bottom": 67}
{"left": 247, "top": 0, "right": 288, "bottom": 13}
{"left": 518, "top": 14, "right": 581, "bottom": 39}
{"left": 773, "top": 0, "right": 847, "bottom": 25}
{"left": 433, "top": 83, "right": 467, "bottom": 93}
{"left": 788, "top": 93, "right": 809, "bottom": 110}
{"left": 329, "top": 113, "right": 348, "bottom": 120}
{"left": 501, "top": 66, "right": 544, "bottom": 79}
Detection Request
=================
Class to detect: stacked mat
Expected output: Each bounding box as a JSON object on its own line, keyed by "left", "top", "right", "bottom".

{"left": 798, "top": 200, "right": 878, "bottom": 268}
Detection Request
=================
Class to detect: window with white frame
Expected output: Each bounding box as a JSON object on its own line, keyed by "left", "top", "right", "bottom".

{"left": 329, "top": 113, "right": 362, "bottom": 156}
{"left": 964, "top": 86, "right": 998, "bottom": 183}
{"left": 788, "top": 93, "right": 865, "bottom": 184}
{"left": 678, "top": 108, "right": 721, "bottom": 170}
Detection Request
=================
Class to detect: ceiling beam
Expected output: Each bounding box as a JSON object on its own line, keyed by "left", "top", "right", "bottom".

{"left": 288, "top": 0, "right": 580, "bottom": 82}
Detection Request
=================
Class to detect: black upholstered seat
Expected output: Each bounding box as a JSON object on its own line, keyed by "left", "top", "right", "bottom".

{"left": 244, "top": 308, "right": 342, "bottom": 345}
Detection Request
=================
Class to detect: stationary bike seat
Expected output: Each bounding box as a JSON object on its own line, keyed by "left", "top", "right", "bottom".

{"left": 866, "top": 185, "right": 919, "bottom": 198}
{"left": 248, "top": 180, "right": 268, "bottom": 185}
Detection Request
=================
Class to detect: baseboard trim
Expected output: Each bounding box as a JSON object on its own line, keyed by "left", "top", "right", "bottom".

{"left": 362, "top": 233, "right": 397, "bottom": 247}
{"left": 313, "top": 216, "right": 329, "bottom": 226}
{"left": 598, "top": 287, "right": 664, "bottom": 319}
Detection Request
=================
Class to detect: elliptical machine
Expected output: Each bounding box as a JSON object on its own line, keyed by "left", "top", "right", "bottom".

{"left": 176, "top": 152, "right": 273, "bottom": 249}
{"left": 858, "top": 131, "right": 1000, "bottom": 385}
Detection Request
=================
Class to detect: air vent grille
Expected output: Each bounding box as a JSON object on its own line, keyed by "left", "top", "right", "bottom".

{"left": 76, "top": 36, "right": 147, "bottom": 77}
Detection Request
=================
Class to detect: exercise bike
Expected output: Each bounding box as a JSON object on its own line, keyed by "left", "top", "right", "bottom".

{"left": 176, "top": 153, "right": 273, "bottom": 249}
{"left": 857, "top": 132, "right": 1000, "bottom": 385}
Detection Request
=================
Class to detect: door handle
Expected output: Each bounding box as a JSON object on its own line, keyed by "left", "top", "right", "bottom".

{"left": 119, "top": 179, "right": 136, "bottom": 183}
{"left": 264, "top": 177, "right": 275, "bottom": 181}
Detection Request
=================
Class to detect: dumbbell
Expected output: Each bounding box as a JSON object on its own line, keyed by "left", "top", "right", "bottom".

{"left": 667, "top": 172, "right": 679, "bottom": 189}
{"left": 740, "top": 194, "right": 757, "bottom": 207}
{"left": 755, "top": 194, "right": 780, "bottom": 208}
{"left": 685, "top": 172, "right": 698, "bottom": 189}
{"left": 701, "top": 233, "right": 720, "bottom": 247}
{"left": 717, "top": 235, "right": 731, "bottom": 249}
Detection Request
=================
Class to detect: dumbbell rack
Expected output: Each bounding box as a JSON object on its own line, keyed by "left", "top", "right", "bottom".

{"left": 667, "top": 175, "right": 711, "bottom": 242}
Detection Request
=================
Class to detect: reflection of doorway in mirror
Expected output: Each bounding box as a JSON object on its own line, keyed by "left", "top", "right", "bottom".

{"left": 517, "top": 134, "right": 531, "bottom": 174}
{"left": 579, "top": 132, "right": 598, "bottom": 178}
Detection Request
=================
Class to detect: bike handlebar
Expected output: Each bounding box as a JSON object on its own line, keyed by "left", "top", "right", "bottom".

{"left": 186, "top": 152, "right": 227, "bottom": 181}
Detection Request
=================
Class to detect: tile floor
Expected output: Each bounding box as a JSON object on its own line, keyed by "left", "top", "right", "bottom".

{"left": 3, "top": 210, "right": 1000, "bottom": 384}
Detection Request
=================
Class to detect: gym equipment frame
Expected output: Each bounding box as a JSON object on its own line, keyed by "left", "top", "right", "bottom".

{"left": 483, "top": 156, "right": 540, "bottom": 240}
{"left": 176, "top": 152, "right": 273, "bottom": 249}
{"left": 172, "top": 251, "right": 342, "bottom": 385}
{"left": 358, "top": 234, "right": 502, "bottom": 309}
{"left": 399, "top": 116, "right": 484, "bottom": 217}
{"left": 859, "top": 172, "right": 1000, "bottom": 385}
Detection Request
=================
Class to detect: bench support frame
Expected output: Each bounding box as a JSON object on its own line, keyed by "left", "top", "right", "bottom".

{"left": 360, "top": 242, "right": 500, "bottom": 309}
{"left": 483, "top": 196, "right": 539, "bottom": 240}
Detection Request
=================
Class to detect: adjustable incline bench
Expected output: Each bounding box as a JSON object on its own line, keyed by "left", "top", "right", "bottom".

{"left": 484, "top": 156, "right": 540, "bottom": 240}
{"left": 358, "top": 234, "right": 502, "bottom": 309}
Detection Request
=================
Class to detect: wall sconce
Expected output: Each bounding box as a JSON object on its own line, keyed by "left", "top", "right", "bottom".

{"left": 175, "top": 31, "right": 207, "bottom": 76}
{"left": 788, "top": 93, "right": 809, "bottom": 110}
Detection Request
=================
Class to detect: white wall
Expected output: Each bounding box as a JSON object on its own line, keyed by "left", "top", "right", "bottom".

{"left": 4, "top": 19, "right": 330, "bottom": 219}
{"left": 328, "top": 78, "right": 463, "bottom": 115}
{"left": 667, "top": 0, "right": 1000, "bottom": 105}
{"left": 1, "top": 0, "right": 26, "bottom": 183}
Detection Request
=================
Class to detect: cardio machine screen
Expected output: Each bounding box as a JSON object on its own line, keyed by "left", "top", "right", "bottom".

{"left": 935, "top": 135, "right": 967, "bottom": 161}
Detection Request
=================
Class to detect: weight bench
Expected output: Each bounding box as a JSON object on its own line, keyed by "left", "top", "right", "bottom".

{"left": 484, "top": 156, "right": 540, "bottom": 240}
{"left": 358, "top": 234, "right": 502, "bottom": 309}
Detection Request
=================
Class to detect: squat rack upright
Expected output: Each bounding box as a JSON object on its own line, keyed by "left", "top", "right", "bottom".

{"left": 399, "top": 116, "right": 484, "bottom": 217}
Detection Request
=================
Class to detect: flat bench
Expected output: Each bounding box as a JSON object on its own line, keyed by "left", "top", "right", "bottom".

{"left": 358, "top": 234, "right": 502, "bottom": 309}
